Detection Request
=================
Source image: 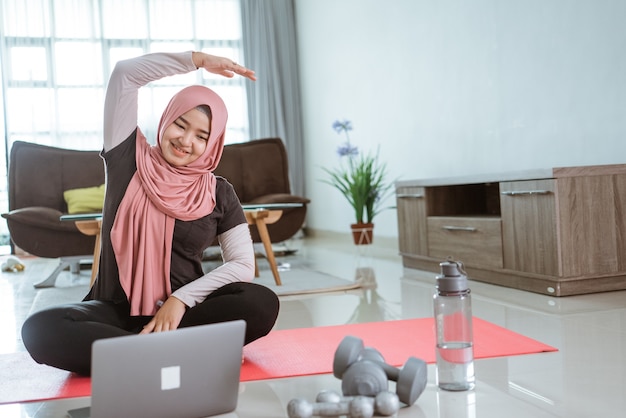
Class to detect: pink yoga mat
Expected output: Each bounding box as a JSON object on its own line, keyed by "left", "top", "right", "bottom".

{"left": 0, "top": 318, "right": 557, "bottom": 405}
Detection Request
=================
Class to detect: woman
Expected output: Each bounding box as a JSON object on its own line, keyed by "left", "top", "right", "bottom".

{"left": 21, "top": 51, "right": 280, "bottom": 376}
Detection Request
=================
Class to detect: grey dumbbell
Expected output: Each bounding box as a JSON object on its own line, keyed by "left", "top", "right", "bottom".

{"left": 286, "top": 397, "right": 374, "bottom": 418}
{"left": 316, "top": 390, "right": 400, "bottom": 416}
{"left": 333, "top": 336, "right": 385, "bottom": 379}
{"left": 333, "top": 335, "right": 427, "bottom": 405}
{"left": 340, "top": 359, "right": 389, "bottom": 398}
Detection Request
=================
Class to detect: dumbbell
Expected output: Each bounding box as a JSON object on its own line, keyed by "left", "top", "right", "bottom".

{"left": 333, "top": 335, "right": 427, "bottom": 406}
{"left": 315, "top": 390, "right": 399, "bottom": 416}
{"left": 287, "top": 396, "right": 375, "bottom": 418}
{"left": 332, "top": 338, "right": 390, "bottom": 397}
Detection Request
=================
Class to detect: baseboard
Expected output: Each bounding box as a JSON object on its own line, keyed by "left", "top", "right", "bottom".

{"left": 401, "top": 254, "right": 626, "bottom": 296}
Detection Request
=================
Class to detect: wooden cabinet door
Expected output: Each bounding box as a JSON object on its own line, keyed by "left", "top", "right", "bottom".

{"left": 396, "top": 186, "right": 428, "bottom": 256}
{"left": 500, "top": 180, "right": 561, "bottom": 276}
{"left": 557, "top": 174, "right": 626, "bottom": 277}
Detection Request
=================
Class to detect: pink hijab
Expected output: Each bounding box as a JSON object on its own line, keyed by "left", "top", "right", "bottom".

{"left": 110, "top": 85, "right": 228, "bottom": 316}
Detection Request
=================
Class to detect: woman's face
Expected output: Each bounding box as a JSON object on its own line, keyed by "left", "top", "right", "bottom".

{"left": 160, "top": 108, "right": 211, "bottom": 167}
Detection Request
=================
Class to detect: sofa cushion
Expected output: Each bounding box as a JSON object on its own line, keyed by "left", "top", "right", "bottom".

{"left": 1, "top": 207, "right": 78, "bottom": 232}
{"left": 63, "top": 184, "right": 106, "bottom": 214}
{"left": 247, "top": 193, "right": 310, "bottom": 205}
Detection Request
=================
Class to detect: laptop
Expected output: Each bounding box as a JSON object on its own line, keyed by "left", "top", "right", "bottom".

{"left": 68, "top": 320, "right": 246, "bottom": 418}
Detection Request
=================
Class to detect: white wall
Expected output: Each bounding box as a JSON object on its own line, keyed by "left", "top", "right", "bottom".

{"left": 294, "top": 0, "right": 626, "bottom": 240}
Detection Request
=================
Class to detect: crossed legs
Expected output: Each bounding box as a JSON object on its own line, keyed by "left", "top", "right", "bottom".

{"left": 22, "top": 282, "right": 279, "bottom": 376}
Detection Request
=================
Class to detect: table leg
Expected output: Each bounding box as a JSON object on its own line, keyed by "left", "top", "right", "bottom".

{"left": 254, "top": 219, "right": 282, "bottom": 286}
{"left": 75, "top": 219, "right": 102, "bottom": 288}
{"left": 90, "top": 232, "right": 101, "bottom": 287}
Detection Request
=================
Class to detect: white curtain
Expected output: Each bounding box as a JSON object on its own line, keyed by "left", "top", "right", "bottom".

{"left": 240, "top": 0, "right": 306, "bottom": 197}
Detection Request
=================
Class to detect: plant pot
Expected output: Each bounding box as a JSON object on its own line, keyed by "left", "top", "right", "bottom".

{"left": 350, "top": 222, "right": 374, "bottom": 245}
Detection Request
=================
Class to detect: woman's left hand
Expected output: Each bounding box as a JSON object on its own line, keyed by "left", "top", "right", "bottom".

{"left": 192, "top": 51, "right": 257, "bottom": 81}
{"left": 139, "top": 296, "right": 188, "bottom": 334}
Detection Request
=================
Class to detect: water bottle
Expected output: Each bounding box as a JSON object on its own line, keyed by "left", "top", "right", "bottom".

{"left": 433, "top": 260, "right": 475, "bottom": 391}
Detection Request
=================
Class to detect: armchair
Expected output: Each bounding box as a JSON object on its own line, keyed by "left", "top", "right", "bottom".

{"left": 215, "top": 138, "right": 310, "bottom": 243}
{"left": 1, "top": 141, "right": 105, "bottom": 287}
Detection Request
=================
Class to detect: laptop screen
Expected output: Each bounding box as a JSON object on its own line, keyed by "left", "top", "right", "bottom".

{"left": 85, "top": 320, "right": 246, "bottom": 418}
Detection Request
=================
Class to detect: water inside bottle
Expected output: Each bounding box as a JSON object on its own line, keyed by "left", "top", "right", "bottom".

{"left": 436, "top": 341, "right": 475, "bottom": 391}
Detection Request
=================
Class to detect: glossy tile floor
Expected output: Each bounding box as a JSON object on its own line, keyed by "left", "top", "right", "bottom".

{"left": 1, "top": 234, "right": 625, "bottom": 417}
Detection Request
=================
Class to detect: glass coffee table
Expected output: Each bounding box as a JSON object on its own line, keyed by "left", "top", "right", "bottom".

{"left": 60, "top": 213, "right": 102, "bottom": 286}
{"left": 242, "top": 203, "right": 304, "bottom": 286}
{"left": 60, "top": 203, "right": 304, "bottom": 287}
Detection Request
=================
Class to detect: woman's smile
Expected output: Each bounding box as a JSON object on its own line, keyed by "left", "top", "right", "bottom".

{"left": 170, "top": 142, "right": 191, "bottom": 156}
{"left": 160, "top": 108, "right": 210, "bottom": 166}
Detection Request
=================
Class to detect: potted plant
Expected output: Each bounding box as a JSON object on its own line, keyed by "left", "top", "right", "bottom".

{"left": 321, "top": 119, "right": 394, "bottom": 244}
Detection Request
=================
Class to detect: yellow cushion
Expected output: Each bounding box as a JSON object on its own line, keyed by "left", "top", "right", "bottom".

{"left": 63, "top": 184, "right": 105, "bottom": 214}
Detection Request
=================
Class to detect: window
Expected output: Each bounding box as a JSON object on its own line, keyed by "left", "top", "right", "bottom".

{"left": 0, "top": 0, "right": 249, "bottom": 247}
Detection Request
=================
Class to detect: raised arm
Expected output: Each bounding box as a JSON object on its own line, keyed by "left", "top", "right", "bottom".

{"left": 103, "top": 51, "right": 255, "bottom": 152}
{"left": 103, "top": 52, "right": 195, "bottom": 151}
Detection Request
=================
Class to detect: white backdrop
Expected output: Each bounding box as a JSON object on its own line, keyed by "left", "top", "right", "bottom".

{"left": 295, "top": 0, "right": 626, "bottom": 239}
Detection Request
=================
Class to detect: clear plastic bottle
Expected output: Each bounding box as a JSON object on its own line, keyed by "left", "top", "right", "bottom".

{"left": 433, "top": 260, "right": 475, "bottom": 391}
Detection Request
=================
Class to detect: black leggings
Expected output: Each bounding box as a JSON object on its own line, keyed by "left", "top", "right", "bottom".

{"left": 21, "top": 282, "right": 279, "bottom": 376}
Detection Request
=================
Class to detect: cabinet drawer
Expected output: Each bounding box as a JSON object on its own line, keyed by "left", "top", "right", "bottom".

{"left": 427, "top": 216, "right": 503, "bottom": 268}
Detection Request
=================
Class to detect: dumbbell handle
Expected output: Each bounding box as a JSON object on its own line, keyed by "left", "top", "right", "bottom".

{"left": 287, "top": 398, "right": 374, "bottom": 418}
{"left": 316, "top": 390, "right": 399, "bottom": 416}
{"left": 312, "top": 401, "right": 348, "bottom": 416}
{"left": 376, "top": 361, "right": 400, "bottom": 380}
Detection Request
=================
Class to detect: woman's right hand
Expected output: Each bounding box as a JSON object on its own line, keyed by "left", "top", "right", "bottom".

{"left": 192, "top": 51, "right": 256, "bottom": 81}
{"left": 139, "top": 296, "right": 188, "bottom": 334}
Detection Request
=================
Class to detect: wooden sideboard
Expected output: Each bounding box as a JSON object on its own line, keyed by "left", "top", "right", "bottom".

{"left": 396, "top": 164, "right": 626, "bottom": 296}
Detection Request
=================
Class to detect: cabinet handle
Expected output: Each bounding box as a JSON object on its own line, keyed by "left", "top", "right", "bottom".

{"left": 500, "top": 190, "right": 551, "bottom": 196}
{"left": 442, "top": 225, "right": 477, "bottom": 232}
{"left": 396, "top": 193, "right": 424, "bottom": 198}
